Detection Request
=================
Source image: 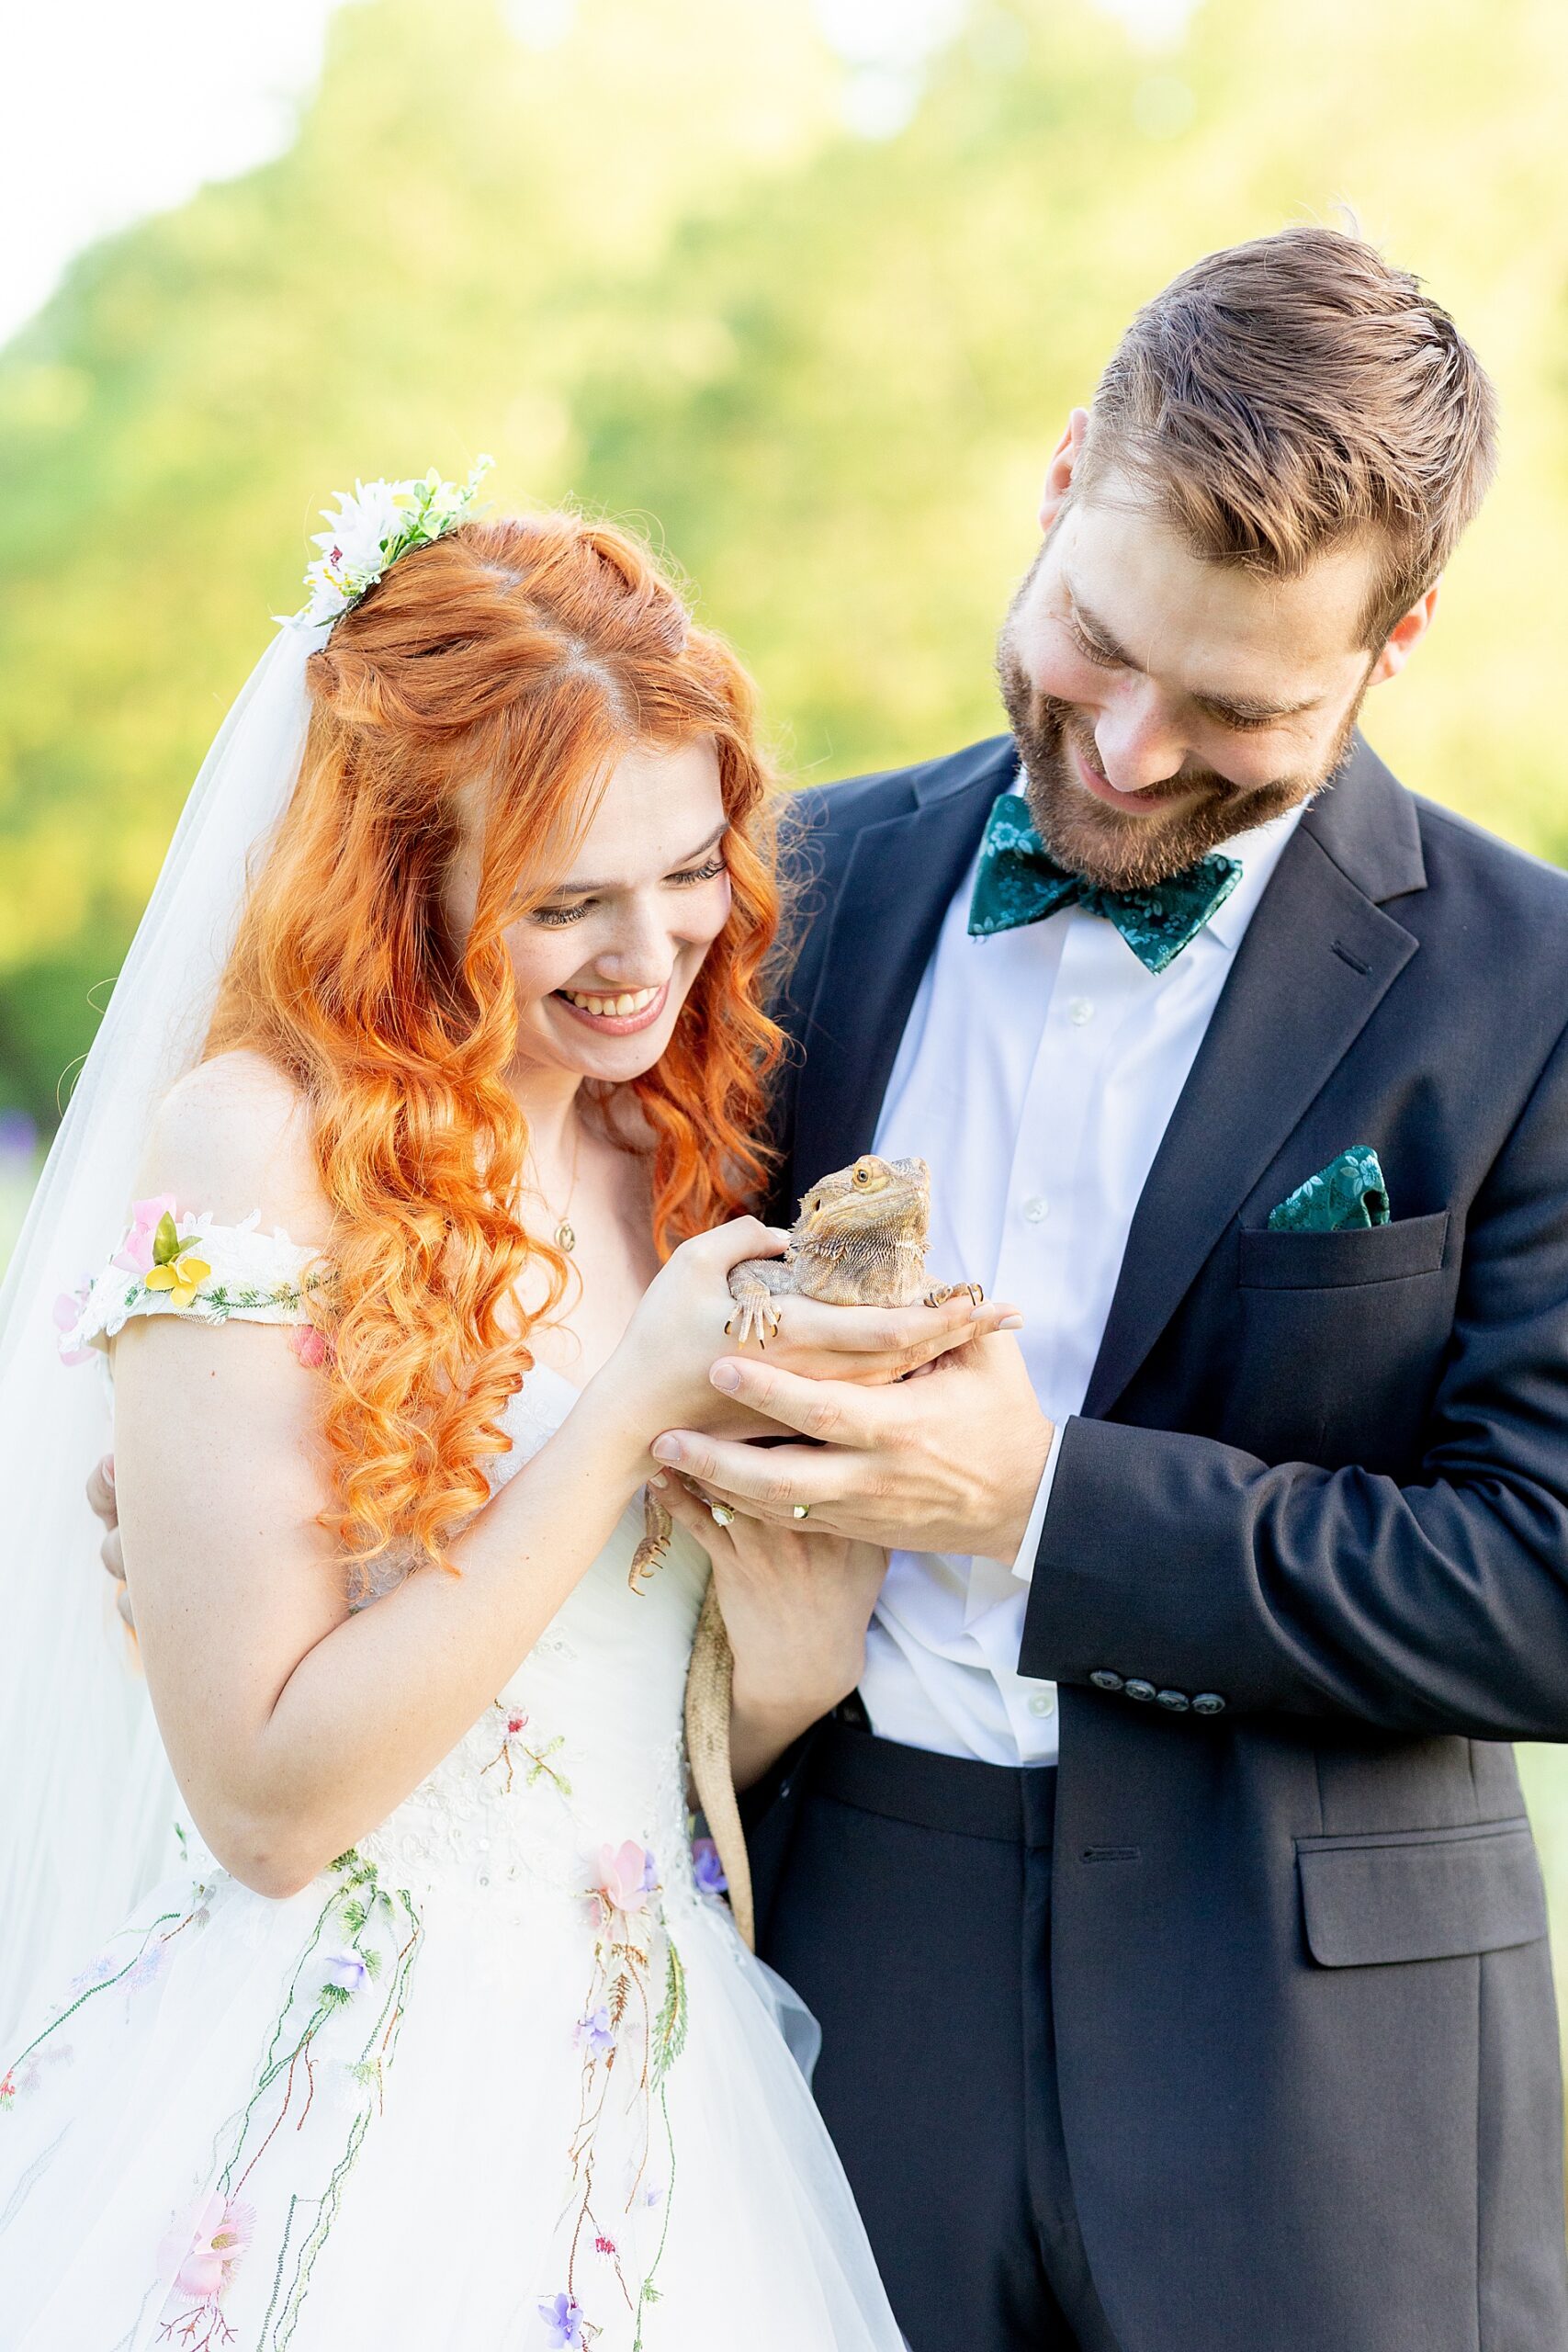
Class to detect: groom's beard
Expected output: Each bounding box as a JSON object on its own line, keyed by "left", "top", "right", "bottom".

{"left": 996, "top": 641, "right": 1367, "bottom": 893}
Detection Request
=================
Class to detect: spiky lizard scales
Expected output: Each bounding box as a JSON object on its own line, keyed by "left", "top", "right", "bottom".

{"left": 631, "top": 1153, "right": 978, "bottom": 1950}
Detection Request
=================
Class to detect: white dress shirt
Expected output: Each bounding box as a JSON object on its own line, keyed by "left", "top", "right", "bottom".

{"left": 863, "top": 792, "right": 1308, "bottom": 1766}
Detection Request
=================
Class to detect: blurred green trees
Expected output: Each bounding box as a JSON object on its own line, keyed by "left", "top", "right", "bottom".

{"left": 2, "top": 0, "right": 1565, "bottom": 1124}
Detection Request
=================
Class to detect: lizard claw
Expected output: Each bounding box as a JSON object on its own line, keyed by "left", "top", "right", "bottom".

{"left": 725, "top": 1297, "right": 784, "bottom": 1349}
{"left": 924, "top": 1281, "right": 985, "bottom": 1309}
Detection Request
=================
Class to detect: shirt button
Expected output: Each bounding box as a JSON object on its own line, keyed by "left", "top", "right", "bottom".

{"left": 1068, "top": 996, "right": 1095, "bottom": 1025}
{"left": 1027, "top": 1690, "right": 1056, "bottom": 1717}
{"left": 1022, "top": 1195, "right": 1050, "bottom": 1224}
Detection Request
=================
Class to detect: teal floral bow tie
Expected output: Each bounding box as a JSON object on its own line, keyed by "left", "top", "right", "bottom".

{"left": 966, "top": 791, "right": 1241, "bottom": 976}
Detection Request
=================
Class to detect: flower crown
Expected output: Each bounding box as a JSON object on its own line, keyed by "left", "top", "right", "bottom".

{"left": 284, "top": 455, "right": 494, "bottom": 629}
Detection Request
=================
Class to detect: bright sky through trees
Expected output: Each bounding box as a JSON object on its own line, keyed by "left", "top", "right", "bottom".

{"left": 1, "top": 0, "right": 1200, "bottom": 343}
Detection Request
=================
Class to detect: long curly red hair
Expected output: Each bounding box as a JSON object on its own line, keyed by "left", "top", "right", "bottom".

{"left": 206, "top": 512, "right": 786, "bottom": 1577}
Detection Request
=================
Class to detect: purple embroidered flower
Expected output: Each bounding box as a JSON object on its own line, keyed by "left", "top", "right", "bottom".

{"left": 67, "top": 1952, "right": 118, "bottom": 1999}
{"left": 692, "top": 1836, "right": 728, "bottom": 1897}
{"left": 574, "top": 2004, "right": 614, "bottom": 2059}
{"left": 626, "top": 2162, "right": 662, "bottom": 2209}
{"left": 538, "top": 2290, "right": 586, "bottom": 2347}
{"left": 0, "top": 2043, "right": 73, "bottom": 2107}
{"left": 322, "top": 1951, "right": 368, "bottom": 1996}
{"left": 124, "top": 1942, "right": 168, "bottom": 1995}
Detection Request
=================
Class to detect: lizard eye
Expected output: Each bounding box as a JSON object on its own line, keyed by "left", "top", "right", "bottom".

{"left": 852, "top": 1164, "right": 873, "bottom": 1189}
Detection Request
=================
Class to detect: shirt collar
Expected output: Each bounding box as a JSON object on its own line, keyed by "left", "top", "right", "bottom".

{"left": 1202, "top": 797, "right": 1311, "bottom": 954}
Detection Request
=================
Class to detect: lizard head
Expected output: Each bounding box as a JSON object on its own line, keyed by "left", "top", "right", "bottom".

{"left": 795, "top": 1154, "right": 931, "bottom": 1250}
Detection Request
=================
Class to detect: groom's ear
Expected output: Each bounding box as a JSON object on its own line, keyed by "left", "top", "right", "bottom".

{"left": 1038, "top": 408, "right": 1090, "bottom": 533}
{"left": 1366, "top": 578, "right": 1443, "bottom": 688}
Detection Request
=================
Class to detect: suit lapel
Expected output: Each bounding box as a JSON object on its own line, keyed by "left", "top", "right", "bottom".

{"left": 1082, "top": 742, "right": 1427, "bottom": 1419}
{"left": 785, "top": 752, "right": 1009, "bottom": 1205}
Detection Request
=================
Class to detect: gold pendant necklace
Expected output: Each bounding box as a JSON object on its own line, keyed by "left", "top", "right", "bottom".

{"left": 532, "top": 1120, "right": 582, "bottom": 1257}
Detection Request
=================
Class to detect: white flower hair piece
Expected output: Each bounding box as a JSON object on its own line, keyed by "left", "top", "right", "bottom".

{"left": 282, "top": 455, "right": 495, "bottom": 629}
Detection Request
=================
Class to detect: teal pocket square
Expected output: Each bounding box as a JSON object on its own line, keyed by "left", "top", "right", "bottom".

{"left": 1267, "top": 1147, "right": 1391, "bottom": 1233}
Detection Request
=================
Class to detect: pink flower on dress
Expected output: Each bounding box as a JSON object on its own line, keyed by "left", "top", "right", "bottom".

{"left": 52, "top": 1274, "right": 96, "bottom": 1366}
{"left": 158, "top": 2188, "right": 254, "bottom": 2302}
{"left": 289, "top": 1322, "right": 332, "bottom": 1370}
{"left": 592, "top": 1841, "right": 657, "bottom": 1916}
{"left": 113, "top": 1194, "right": 179, "bottom": 1275}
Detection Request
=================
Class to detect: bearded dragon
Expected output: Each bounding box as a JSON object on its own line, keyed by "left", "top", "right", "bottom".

{"left": 631, "top": 1153, "right": 976, "bottom": 1949}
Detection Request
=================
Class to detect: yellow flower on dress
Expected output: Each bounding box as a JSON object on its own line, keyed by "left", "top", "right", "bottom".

{"left": 144, "top": 1251, "right": 211, "bottom": 1308}
{"left": 142, "top": 1211, "right": 211, "bottom": 1308}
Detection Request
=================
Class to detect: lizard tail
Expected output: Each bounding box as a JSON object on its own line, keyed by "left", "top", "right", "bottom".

{"left": 683, "top": 1578, "right": 756, "bottom": 1951}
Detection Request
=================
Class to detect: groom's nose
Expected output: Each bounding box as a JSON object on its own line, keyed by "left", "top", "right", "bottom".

{"left": 1092, "top": 679, "right": 1190, "bottom": 796}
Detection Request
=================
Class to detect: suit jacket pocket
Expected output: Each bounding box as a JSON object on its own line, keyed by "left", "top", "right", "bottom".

{"left": 1240, "top": 1210, "right": 1450, "bottom": 1290}
{"left": 1297, "top": 1818, "right": 1547, "bottom": 1966}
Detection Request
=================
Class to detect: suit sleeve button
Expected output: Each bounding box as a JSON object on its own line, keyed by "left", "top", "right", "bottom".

{"left": 1089, "top": 1670, "right": 1124, "bottom": 1692}
{"left": 1123, "top": 1679, "right": 1156, "bottom": 1702}
{"left": 1156, "top": 1689, "right": 1190, "bottom": 1712}
{"left": 1191, "top": 1692, "right": 1227, "bottom": 1716}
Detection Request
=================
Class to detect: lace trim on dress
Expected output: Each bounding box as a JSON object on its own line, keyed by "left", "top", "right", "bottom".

{"left": 57, "top": 1206, "right": 329, "bottom": 1362}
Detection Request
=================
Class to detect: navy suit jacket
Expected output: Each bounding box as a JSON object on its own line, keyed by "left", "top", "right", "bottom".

{"left": 759, "top": 730, "right": 1568, "bottom": 2351}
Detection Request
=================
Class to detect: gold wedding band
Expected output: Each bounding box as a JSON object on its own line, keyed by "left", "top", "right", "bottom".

{"left": 709, "top": 1502, "right": 736, "bottom": 1528}
{"left": 792, "top": 1503, "right": 812, "bottom": 1521}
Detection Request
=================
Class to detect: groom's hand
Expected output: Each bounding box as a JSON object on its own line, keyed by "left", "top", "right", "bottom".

{"left": 650, "top": 1329, "right": 1054, "bottom": 1564}
{"left": 86, "top": 1454, "right": 136, "bottom": 1633}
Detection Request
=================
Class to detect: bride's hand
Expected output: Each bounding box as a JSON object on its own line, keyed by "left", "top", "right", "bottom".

{"left": 591, "top": 1217, "right": 795, "bottom": 1439}
{"left": 660, "top": 1471, "right": 887, "bottom": 1788}
{"left": 592, "top": 1215, "right": 1021, "bottom": 1452}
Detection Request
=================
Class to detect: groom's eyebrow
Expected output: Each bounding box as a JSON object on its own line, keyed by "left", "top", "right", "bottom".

{"left": 548, "top": 820, "right": 730, "bottom": 899}
{"left": 1069, "top": 589, "right": 1322, "bottom": 726}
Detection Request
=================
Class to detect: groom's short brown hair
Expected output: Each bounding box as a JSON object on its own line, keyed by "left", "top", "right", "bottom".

{"left": 1079, "top": 225, "right": 1498, "bottom": 646}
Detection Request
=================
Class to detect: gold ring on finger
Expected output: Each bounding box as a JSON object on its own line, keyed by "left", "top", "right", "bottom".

{"left": 709, "top": 1502, "right": 736, "bottom": 1528}
{"left": 792, "top": 1503, "right": 812, "bottom": 1521}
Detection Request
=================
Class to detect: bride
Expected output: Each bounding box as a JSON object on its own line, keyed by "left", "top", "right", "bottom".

{"left": 0, "top": 469, "right": 993, "bottom": 2348}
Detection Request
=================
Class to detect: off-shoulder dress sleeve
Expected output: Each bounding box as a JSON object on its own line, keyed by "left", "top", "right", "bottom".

{"left": 57, "top": 1205, "right": 330, "bottom": 1363}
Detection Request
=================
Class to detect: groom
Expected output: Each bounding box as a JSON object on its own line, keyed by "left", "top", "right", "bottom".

{"left": 646, "top": 227, "right": 1568, "bottom": 2350}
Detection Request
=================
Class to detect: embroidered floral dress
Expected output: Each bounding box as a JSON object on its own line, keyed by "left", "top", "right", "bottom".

{"left": 0, "top": 1215, "right": 903, "bottom": 2352}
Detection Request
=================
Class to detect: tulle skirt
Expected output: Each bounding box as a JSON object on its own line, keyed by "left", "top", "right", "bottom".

{"left": 0, "top": 1846, "right": 904, "bottom": 2350}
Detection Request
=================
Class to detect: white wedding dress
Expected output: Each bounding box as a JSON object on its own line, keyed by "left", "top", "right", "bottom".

{"left": 0, "top": 1217, "right": 903, "bottom": 2352}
